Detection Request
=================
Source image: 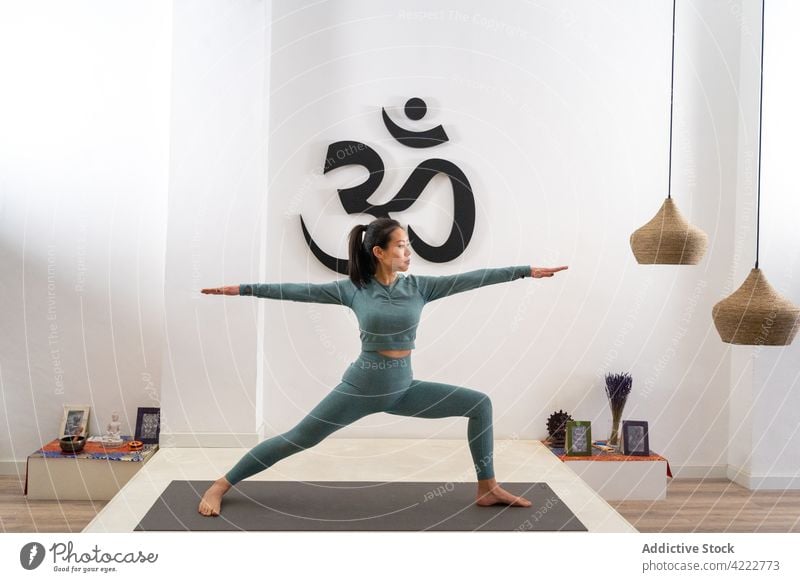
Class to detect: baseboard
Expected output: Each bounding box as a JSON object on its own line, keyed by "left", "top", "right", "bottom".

{"left": 158, "top": 432, "right": 260, "bottom": 448}
{"left": 727, "top": 464, "right": 800, "bottom": 490}
{"left": 670, "top": 464, "right": 729, "bottom": 479}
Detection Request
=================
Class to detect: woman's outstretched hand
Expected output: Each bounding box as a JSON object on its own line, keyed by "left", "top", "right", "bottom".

{"left": 201, "top": 285, "right": 240, "bottom": 295}
{"left": 530, "top": 266, "right": 568, "bottom": 278}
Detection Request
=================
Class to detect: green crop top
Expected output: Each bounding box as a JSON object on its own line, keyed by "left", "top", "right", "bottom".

{"left": 240, "top": 265, "right": 532, "bottom": 351}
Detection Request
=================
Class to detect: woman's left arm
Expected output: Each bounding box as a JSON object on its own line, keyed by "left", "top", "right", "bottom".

{"left": 413, "top": 265, "right": 568, "bottom": 303}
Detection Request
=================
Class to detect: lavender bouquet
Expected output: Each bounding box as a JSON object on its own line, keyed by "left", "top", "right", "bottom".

{"left": 605, "top": 372, "right": 632, "bottom": 448}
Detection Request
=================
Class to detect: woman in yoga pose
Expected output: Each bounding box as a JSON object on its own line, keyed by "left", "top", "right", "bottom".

{"left": 198, "top": 217, "right": 567, "bottom": 516}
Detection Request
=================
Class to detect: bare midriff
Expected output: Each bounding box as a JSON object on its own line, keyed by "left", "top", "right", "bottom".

{"left": 377, "top": 349, "right": 412, "bottom": 358}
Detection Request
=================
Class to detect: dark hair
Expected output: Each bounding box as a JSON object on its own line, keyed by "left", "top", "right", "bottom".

{"left": 347, "top": 218, "right": 403, "bottom": 288}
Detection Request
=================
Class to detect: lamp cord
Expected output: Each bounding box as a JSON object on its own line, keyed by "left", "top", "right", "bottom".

{"left": 667, "top": 0, "right": 677, "bottom": 200}
{"left": 755, "top": 0, "right": 766, "bottom": 269}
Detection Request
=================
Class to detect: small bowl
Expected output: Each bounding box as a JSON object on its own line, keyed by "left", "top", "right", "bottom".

{"left": 59, "top": 436, "right": 86, "bottom": 454}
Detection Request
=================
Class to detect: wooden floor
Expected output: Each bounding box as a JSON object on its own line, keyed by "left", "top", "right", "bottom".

{"left": 2, "top": 475, "right": 799, "bottom": 533}
{"left": 1, "top": 475, "right": 109, "bottom": 533}
{"left": 610, "top": 478, "right": 800, "bottom": 533}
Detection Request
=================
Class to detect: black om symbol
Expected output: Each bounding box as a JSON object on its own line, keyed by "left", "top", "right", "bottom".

{"left": 300, "top": 97, "right": 477, "bottom": 274}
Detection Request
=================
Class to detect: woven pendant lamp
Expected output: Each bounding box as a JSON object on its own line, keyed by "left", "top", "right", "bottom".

{"left": 713, "top": 269, "right": 799, "bottom": 345}
{"left": 630, "top": 198, "right": 708, "bottom": 264}
{"left": 630, "top": 0, "right": 707, "bottom": 265}
{"left": 712, "top": 0, "right": 800, "bottom": 346}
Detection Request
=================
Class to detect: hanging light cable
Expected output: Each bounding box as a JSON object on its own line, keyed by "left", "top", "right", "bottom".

{"left": 712, "top": 0, "right": 799, "bottom": 346}
{"left": 630, "top": 0, "right": 708, "bottom": 264}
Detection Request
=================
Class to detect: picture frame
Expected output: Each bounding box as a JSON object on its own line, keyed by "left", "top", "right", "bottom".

{"left": 621, "top": 420, "right": 650, "bottom": 456}
{"left": 135, "top": 407, "right": 161, "bottom": 444}
{"left": 60, "top": 405, "right": 91, "bottom": 438}
{"left": 565, "top": 420, "right": 592, "bottom": 456}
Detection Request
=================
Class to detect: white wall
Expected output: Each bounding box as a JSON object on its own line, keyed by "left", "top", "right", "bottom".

{"left": 159, "top": 0, "right": 270, "bottom": 447}
{"left": 727, "top": 0, "right": 800, "bottom": 489}
{"left": 2, "top": 0, "right": 797, "bottom": 487}
{"left": 258, "top": 0, "right": 740, "bottom": 481}
{"left": 0, "top": 1, "right": 172, "bottom": 472}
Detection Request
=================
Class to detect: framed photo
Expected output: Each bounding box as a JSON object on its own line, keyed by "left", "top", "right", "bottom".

{"left": 60, "top": 405, "right": 91, "bottom": 438}
{"left": 135, "top": 407, "right": 161, "bottom": 444}
{"left": 565, "top": 420, "right": 592, "bottom": 456}
{"left": 622, "top": 420, "right": 650, "bottom": 456}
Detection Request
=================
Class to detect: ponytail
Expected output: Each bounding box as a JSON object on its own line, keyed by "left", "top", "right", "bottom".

{"left": 348, "top": 224, "right": 371, "bottom": 288}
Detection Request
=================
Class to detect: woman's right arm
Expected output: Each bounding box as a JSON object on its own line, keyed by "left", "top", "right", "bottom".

{"left": 202, "top": 281, "right": 354, "bottom": 306}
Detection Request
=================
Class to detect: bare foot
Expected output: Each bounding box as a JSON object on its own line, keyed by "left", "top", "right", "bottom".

{"left": 198, "top": 477, "right": 232, "bottom": 516}
{"left": 476, "top": 484, "right": 532, "bottom": 507}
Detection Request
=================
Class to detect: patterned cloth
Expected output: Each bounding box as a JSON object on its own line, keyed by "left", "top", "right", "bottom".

{"left": 547, "top": 442, "right": 672, "bottom": 477}
{"left": 33, "top": 436, "right": 157, "bottom": 462}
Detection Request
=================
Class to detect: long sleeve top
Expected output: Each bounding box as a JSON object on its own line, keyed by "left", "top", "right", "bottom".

{"left": 239, "top": 265, "right": 532, "bottom": 351}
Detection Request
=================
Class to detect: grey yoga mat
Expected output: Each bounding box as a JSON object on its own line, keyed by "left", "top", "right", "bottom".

{"left": 134, "top": 480, "right": 587, "bottom": 532}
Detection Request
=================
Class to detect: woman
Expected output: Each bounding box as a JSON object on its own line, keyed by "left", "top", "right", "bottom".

{"left": 198, "top": 218, "right": 568, "bottom": 516}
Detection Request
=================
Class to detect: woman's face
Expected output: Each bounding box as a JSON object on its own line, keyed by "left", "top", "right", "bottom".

{"left": 373, "top": 228, "right": 411, "bottom": 273}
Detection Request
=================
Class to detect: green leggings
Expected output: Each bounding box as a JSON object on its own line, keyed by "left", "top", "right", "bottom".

{"left": 224, "top": 351, "right": 495, "bottom": 485}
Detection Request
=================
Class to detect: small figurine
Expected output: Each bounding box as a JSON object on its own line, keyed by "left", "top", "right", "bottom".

{"left": 103, "top": 411, "right": 123, "bottom": 445}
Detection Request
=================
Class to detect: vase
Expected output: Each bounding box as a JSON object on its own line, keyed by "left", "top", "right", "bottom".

{"left": 608, "top": 411, "right": 623, "bottom": 448}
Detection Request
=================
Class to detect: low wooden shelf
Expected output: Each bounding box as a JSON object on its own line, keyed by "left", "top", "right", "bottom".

{"left": 25, "top": 436, "right": 158, "bottom": 501}
{"left": 546, "top": 440, "right": 672, "bottom": 501}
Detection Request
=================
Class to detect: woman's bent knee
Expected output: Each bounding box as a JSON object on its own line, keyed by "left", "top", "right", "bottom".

{"left": 475, "top": 393, "right": 492, "bottom": 417}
